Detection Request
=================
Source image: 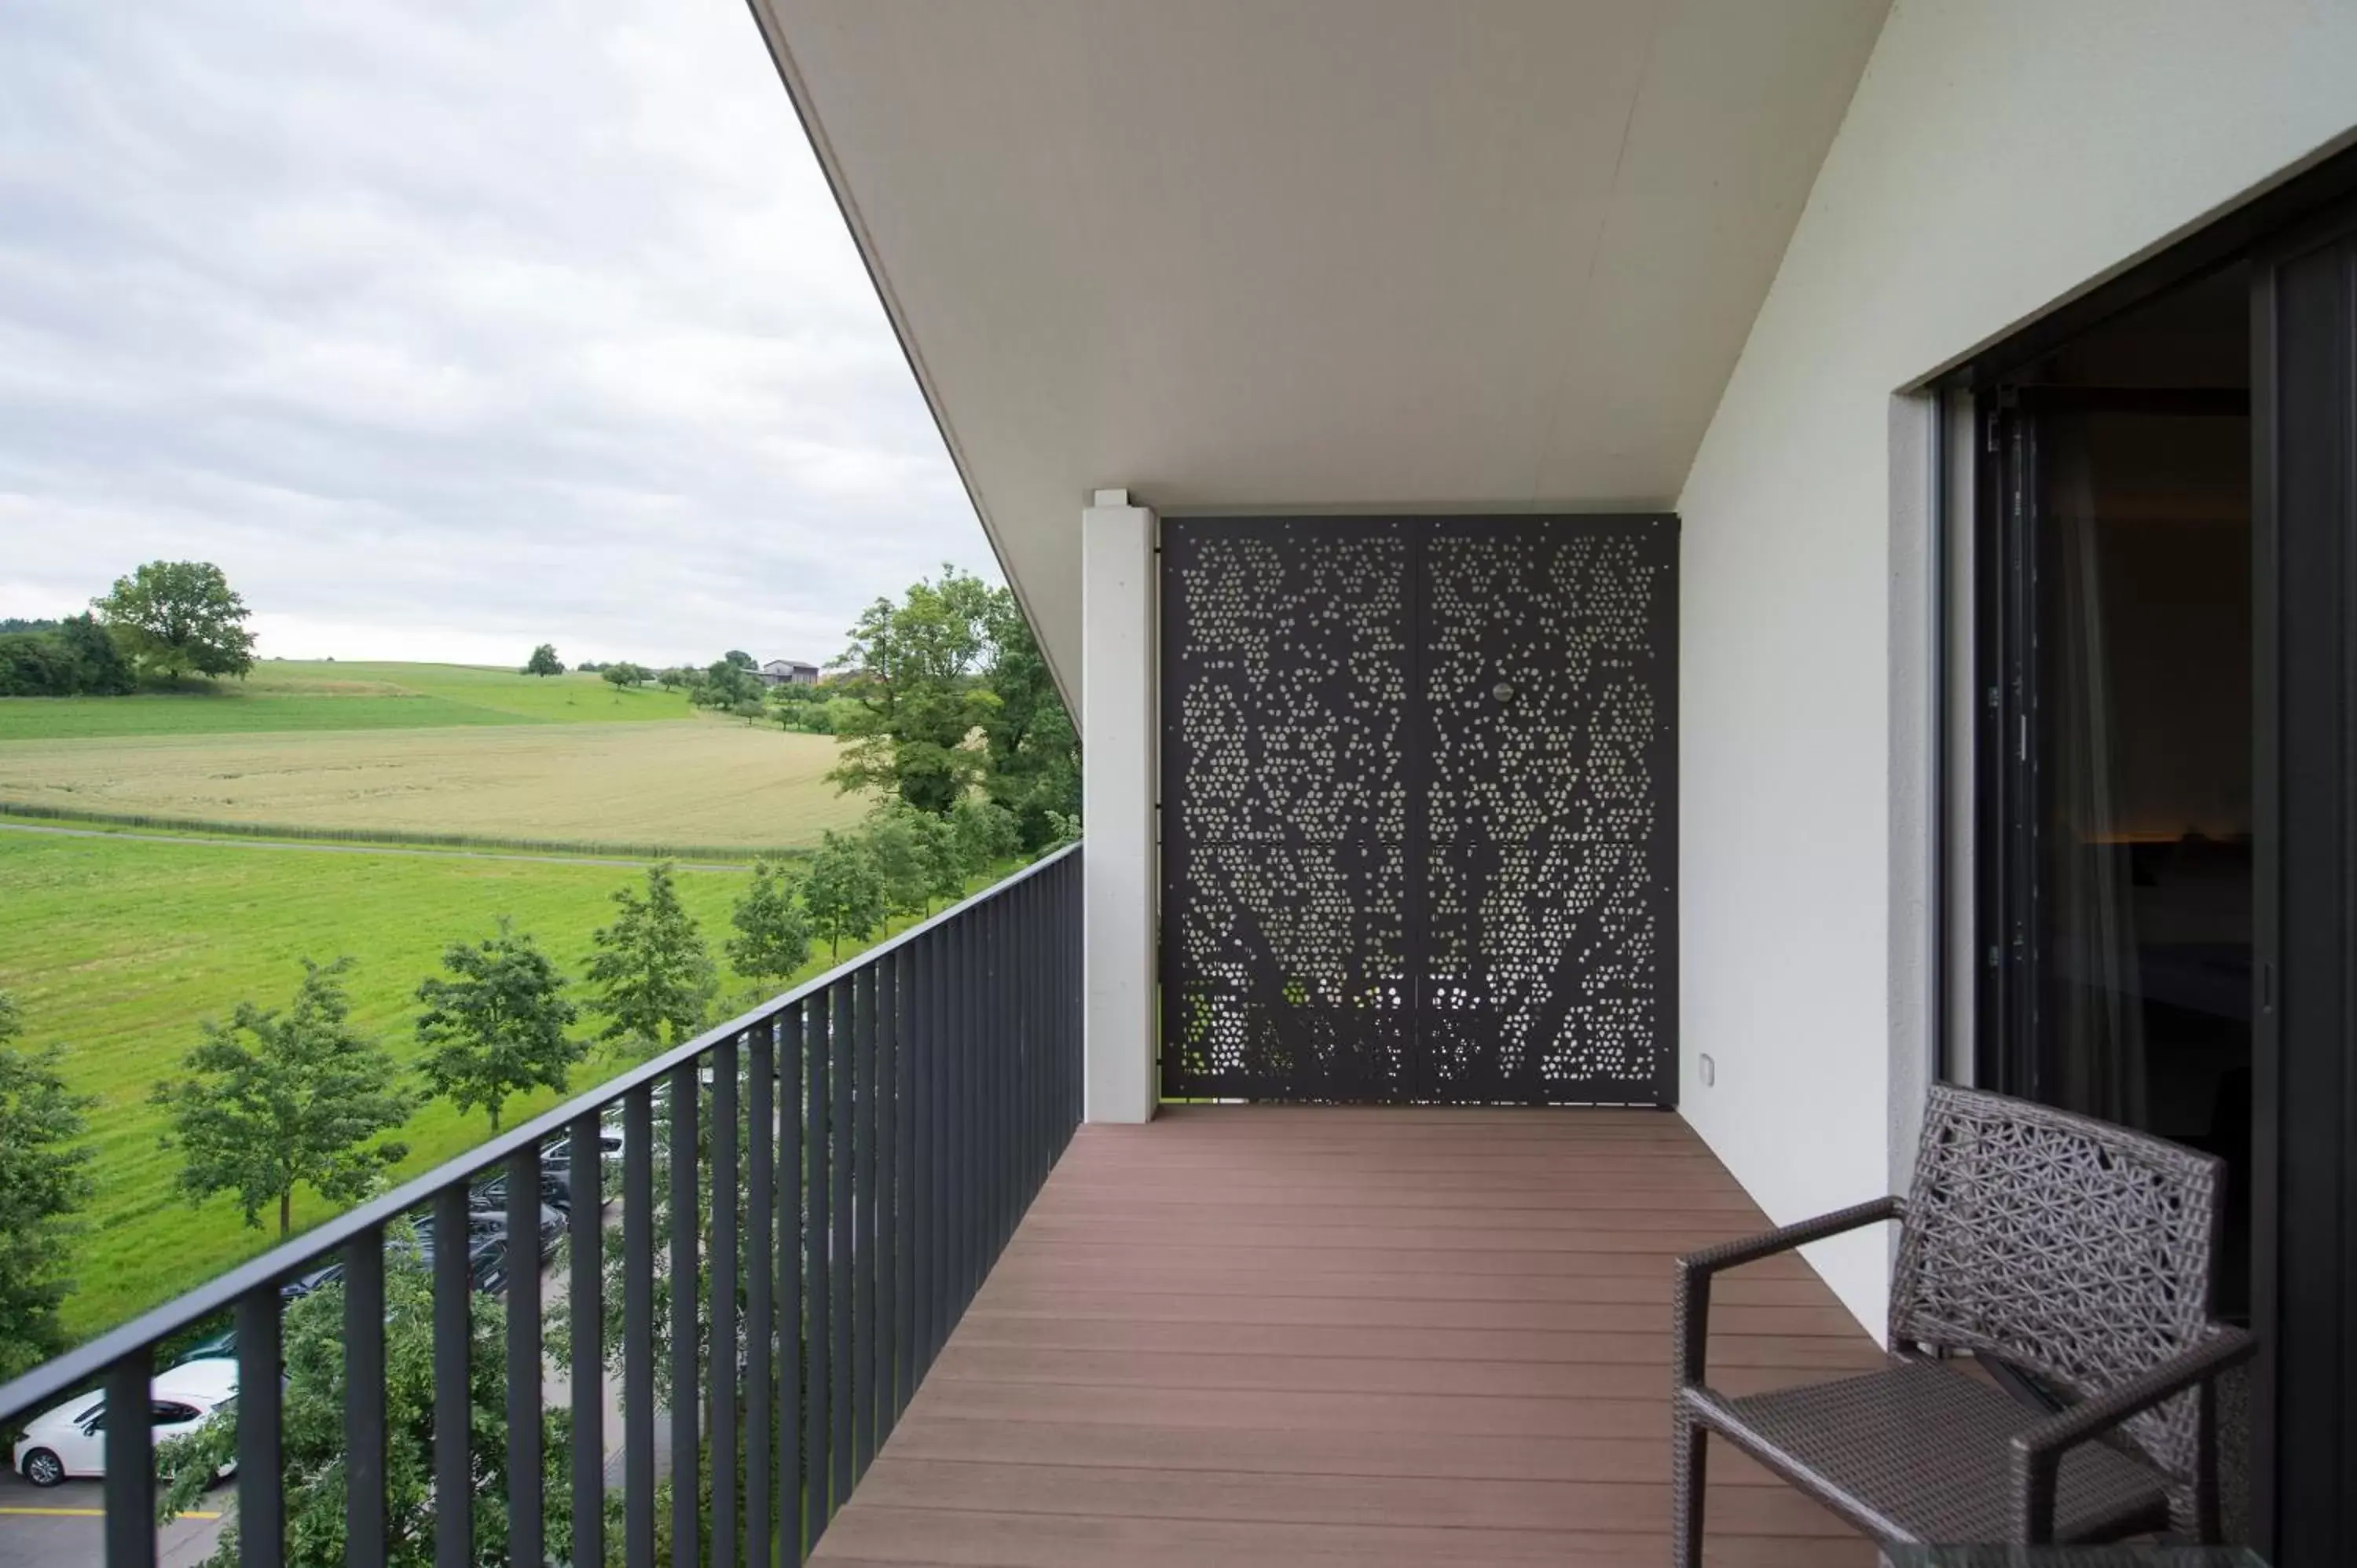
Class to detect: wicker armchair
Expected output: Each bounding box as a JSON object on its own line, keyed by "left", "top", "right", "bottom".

{"left": 1672, "top": 1084, "right": 2253, "bottom": 1563}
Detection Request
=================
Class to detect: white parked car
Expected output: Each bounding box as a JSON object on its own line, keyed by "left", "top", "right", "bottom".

{"left": 11, "top": 1357, "right": 240, "bottom": 1488}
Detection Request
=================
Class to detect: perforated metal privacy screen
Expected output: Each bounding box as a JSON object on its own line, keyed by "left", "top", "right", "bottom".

{"left": 1160, "top": 515, "right": 1677, "bottom": 1105}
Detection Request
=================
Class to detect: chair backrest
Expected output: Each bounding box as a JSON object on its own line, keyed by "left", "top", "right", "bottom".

{"left": 1890, "top": 1083, "right": 2223, "bottom": 1486}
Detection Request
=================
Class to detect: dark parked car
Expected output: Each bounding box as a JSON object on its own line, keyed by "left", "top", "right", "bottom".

{"left": 278, "top": 1227, "right": 509, "bottom": 1301}
{"left": 471, "top": 1167, "right": 577, "bottom": 1216}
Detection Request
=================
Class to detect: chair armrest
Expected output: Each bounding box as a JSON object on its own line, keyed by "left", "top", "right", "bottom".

{"left": 2008, "top": 1325, "right": 2256, "bottom": 1543}
{"left": 1673, "top": 1196, "right": 1903, "bottom": 1387}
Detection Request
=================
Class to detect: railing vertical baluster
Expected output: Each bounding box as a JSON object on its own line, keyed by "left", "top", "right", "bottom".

{"left": 929, "top": 928, "right": 950, "bottom": 1368}
{"left": 874, "top": 951, "right": 896, "bottom": 1439}
{"left": 1023, "top": 875, "right": 1039, "bottom": 1200}
{"left": 431, "top": 1185, "right": 472, "bottom": 1568}
{"left": 917, "top": 932, "right": 939, "bottom": 1373}
{"left": 568, "top": 1109, "right": 605, "bottom": 1568}
{"left": 956, "top": 915, "right": 974, "bottom": 1311}
{"left": 805, "top": 995, "right": 832, "bottom": 1545}
{"left": 233, "top": 1286, "right": 283, "bottom": 1568}
{"left": 829, "top": 978, "right": 854, "bottom": 1500}
{"left": 907, "top": 934, "right": 928, "bottom": 1377}
{"left": 101, "top": 1347, "right": 152, "bottom": 1568}
{"left": 343, "top": 1231, "right": 387, "bottom": 1568}
{"left": 992, "top": 895, "right": 1011, "bottom": 1258}
{"left": 852, "top": 961, "right": 877, "bottom": 1477}
{"left": 779, "top": 1007, "right": 805, "bottom": 1563}
{"left": 623, "top": 1085, "right": 655, "bottom": 1568}
{"left": 669, "top": 1061, "right": 701, "bottom": 1568}
{"left": 710, "top": 1037, "right": 739, "bottom": 1568}
{"left": 1033, "top": 876, "right": 1046, "bottom": 1171}
{"left": 506, "top": 1145, "right": 544, "bottom": 1568}
{"left": 748, "top": 1024, "right": 775, "bottom": 1568}
{"left": 889, "top": 942, "right": 914, "bottom": 1427}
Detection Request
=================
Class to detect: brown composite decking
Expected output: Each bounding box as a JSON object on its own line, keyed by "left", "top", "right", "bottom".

{"left": 814, "top": 1105, "right": 1886, "bottom": 1567}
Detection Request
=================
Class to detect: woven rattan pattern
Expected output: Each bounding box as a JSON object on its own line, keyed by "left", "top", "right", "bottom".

{"left": 1890, "top": 1085, "right": 2220, "bottom": 1504}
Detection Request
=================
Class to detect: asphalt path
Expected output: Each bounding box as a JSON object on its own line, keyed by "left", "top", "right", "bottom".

{"left": 0, "top": 1471, "right": 228, "bottom": 1568}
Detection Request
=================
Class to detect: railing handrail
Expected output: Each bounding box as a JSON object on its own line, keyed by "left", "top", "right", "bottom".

{"left": 0, "top": 839, "right": 1082, "bottom": 1423}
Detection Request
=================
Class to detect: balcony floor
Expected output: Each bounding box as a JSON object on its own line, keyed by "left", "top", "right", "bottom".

{"left": 815, "top": 1105, "right": 1884, "bottom": 1566}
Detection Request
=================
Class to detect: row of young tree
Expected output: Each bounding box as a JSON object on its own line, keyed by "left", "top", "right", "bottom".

{"left": 0, "top": 561, "right": 258, "bottom": 695}
{"left": 0, "top": 791, "right": 1032, "bottom": 1377}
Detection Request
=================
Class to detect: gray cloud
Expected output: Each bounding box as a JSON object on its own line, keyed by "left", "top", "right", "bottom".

{"left": 0, "top": 1, "right": 984, "bottom": 667}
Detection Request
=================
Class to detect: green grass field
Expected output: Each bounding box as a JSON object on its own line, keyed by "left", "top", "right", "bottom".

{"left": 0, "top": 661, "right": 698, "bottom": 740}
{"left": 0, "top": 827, "right": 995, "bottom": 1338}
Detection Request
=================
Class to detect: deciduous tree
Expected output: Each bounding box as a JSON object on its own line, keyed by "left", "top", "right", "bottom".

{"left": 585, "top": 863, "right": 716, "bottom": 1056}
{"left": 726, "top": 859, "right": 813, "bottom": 987}
{"left": 862, "top": 804, "right": 931, "bottom": 921}
{"left": 523, "top": 643, "right": 564, "bottom": 676}
{"left": 600, "top": 661, "right": 648, "bottom": 690}
{"left": 414, "top": 920, "right": 585, "bottom": 1131}
{"left": 93, "top": 560, "right": 256, "bottom": 680}
{"left": 691, "top": 657, "right": 763, "bottom": 710}
{"left": 802, "top": 830, "right": 885, "bottom": 961}
{"left": 0, "top": 993, "right": 96, "bottom": 1383}
{"left": 949, "top": 795, "right": 1023, "bottom": 877}
{"left": 826, "top": 566, "right": 1000, "bottom": 815}
{"left": 152, "top": 960, "right": 412, "bottom": 1236}
{"left": 978, "top": 588, "right": 1082, "bottom": 849}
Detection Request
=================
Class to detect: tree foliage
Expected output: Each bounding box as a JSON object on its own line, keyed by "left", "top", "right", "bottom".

{"left": 414, "top": 920, "right": 585, "bottom": 1131}
{"left": 523, "top": 643, "right": 565, "bottom": 676}
{"left": 861, "top": 804, "right": 930, "bottom": 921}
{"left": 949, "top": 795, "right": 1023, "bottom": 877}
{"left": 151, "top": 960, "right": 412, "bottom": 1236}
{"left": 599, "top": 661, "right": 648, "bottom": 690}
{"left": 93, "top": 561, "right": 255, "bottom": 680}
{"left": 977, "top": 590, "right": 1082, "bottom": 849}
{"left": 726, "top": 859, "right": 813, "bottom": 987}
{"left": 826, "top": 566, "right": 1000, "bottom": 815}
{"left": 802, "top": 830, "right": 885, "bottom": 961}
{"left": 0, "top": 994, "right": 96, "bottom": 1383}
{"left": 821, "top": 567, "right": 1079, "bottom": 845}
{"left": 0, "top": 612, "right": 136, "bottom": 697}
{"left": 585, "top": 863, "right": 716, "bottom": 1056}
{"left": 690, "top": 658, "right": 763, "bottom": 711}
{"left": 159, "top": 1250, "right": 570, "bottom": 1567}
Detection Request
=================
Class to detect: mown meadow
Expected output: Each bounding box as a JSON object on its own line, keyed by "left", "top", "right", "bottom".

{"left": 0, "top": 826, "right": 999, "bottom": 1337}
{"left": 0, "top": 660, "right": 926, "bottom": 1338}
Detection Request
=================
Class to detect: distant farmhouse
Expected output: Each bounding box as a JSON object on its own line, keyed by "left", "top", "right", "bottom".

{"left": 759, "top": 658, "right": 820, "bottom": 687}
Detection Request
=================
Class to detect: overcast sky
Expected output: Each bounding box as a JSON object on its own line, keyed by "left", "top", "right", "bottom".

{"left": 0, "top": 2, "right": 985, "bottom": 668}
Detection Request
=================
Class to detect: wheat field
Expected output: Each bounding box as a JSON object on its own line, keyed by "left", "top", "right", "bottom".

{"left": 0, "top": 719, "right": 869, "bottom": 848}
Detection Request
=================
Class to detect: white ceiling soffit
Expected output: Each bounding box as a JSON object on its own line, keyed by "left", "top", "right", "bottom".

{"left": 750, "top": 0, "right": 1889, "bottom": 705}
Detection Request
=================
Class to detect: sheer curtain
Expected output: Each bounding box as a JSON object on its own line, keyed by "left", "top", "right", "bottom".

{"left": 2047, "top": 431, "right": 2148, "bottom": 1127}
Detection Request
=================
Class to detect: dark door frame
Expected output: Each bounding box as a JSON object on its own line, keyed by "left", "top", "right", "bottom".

{"left": 1941, "top": 145, "right": 2357, "bottom": 1563}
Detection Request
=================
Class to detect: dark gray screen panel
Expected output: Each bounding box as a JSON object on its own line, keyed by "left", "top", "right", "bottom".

{"left": 1161, "top": 514, "right": 1675, "bottom": 1105}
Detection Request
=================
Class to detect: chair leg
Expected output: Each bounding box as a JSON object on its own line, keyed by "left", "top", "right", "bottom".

{"left": 1673, "top": 1407, "right": 1708, "bottom": 1568}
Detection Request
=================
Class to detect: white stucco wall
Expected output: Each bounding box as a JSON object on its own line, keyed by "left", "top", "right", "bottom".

{"left": 1675, "top": 0, "right": 2357, "bottom": 1333}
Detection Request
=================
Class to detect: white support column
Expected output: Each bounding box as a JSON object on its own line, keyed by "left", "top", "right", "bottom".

{"left": 1082, "top": 488, "right": 1157, "bottom": 1123}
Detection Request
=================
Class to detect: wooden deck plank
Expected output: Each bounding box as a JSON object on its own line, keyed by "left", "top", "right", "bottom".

{"left": 812, "top": 1107, "right": 1880, "bottom": 1567}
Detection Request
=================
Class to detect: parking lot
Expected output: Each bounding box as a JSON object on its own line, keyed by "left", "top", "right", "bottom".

{"left": 0, "top": 1470, "right": 229, "bottom": 1568}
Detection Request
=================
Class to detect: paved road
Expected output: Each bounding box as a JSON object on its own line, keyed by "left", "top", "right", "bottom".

{"left": 0, "top": 1471, "right": 228, "bottom": 1568}
{"left": 0, "top": 819, "right": 753, "bottom": 870}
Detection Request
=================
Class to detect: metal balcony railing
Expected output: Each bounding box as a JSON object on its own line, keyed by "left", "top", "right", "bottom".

{"left": 0, "top": 841, "right": 1083, "bottom": 1568}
